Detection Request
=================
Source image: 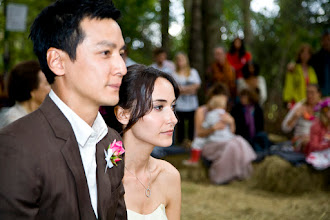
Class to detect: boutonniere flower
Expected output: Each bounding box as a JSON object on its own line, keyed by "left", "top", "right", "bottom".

{"left": 104, "top": 139, "right": 125, "bottom": 172}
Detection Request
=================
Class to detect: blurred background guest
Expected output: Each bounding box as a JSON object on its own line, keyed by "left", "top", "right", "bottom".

{"left": 0, "top": 60, "right": 50, "bottom": 129}
{"left": 231, "top": 89, "right": 270, "bottom": 153}
{"left": 122, "top": 48, "right": 137, "bottom": 67}
{"left": 238, "top": 62, "right": 267, "bottom": 106}
{"left": 281, "top": 84, "right": 322, "bottom": 153}
{"left": 171, "top": 52, "right": 201, "bottom": 145}
{"left": 206, "top": 46, "right": 236, "bottom": 99}
{"left": 183, "top": 94, "right": 233, "bottom": 165}
{"left": 226, "top": 37, "right": 252, "bottom": 79}
{"left": 305, "top": 97, "right": 330, "bottom": 156}
{"left": 150, "top": 47, "right": 175, "bottom": 74}
{"left": 194, "top": 83, "right": 256, "bottom": 184}
{"left": 283, "top": 44, "right": 318, "bottom": 108}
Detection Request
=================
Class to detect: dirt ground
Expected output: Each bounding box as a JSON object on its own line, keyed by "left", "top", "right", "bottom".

{"left": 165, "top": 154, "right": 330, "bottom": 220}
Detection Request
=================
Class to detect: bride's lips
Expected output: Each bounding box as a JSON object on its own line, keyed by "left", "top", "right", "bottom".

{"left": 161, "top": 130, "right": 174, "bottom": 136}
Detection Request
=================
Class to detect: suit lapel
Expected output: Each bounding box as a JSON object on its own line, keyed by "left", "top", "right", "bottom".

{"left": 96, "top": 132, "right": 113, "bottom": 219}
{"left": 61, "top": 137, "right": 97, "bottom": 220}
{"left": 40, "top": 96, "right": 96, "bottom": 220}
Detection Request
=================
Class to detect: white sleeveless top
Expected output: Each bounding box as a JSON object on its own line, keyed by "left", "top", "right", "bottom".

{"left": 127, "top": 204, "right": 168, "bottom": 220}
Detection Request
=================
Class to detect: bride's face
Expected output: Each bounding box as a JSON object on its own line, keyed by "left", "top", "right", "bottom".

{"left": 129, "top": 77, "right": 178, "bottom": 147}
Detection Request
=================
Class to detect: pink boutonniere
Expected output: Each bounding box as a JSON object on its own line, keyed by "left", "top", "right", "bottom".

{"left": 104, "top": 139, "right": 125, "bottom": 172}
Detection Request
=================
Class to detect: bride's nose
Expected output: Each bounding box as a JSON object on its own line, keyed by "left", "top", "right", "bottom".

{"left": 167, "top": 109, "right": 178, "bottom": 126}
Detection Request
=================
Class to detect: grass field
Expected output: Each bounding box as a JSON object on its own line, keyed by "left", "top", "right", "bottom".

{"left": 181, "top": 180, "right": 329, "bottom": 220}
{"left": 165, "top": 154, "right": 330, "bottom": 220}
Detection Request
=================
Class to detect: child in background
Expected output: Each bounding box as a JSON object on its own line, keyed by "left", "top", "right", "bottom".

{"left": 231, "top": 88, "right": 269, "bottom": 152}
{"left": 306, "top": 97, "right": 330, "bottom": 170}
{"left": 183, "top": 95, "right": 234, "bottom": 165}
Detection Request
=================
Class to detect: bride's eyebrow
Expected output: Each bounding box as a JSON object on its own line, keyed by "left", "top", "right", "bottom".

{"left": 153, "top": 99, "right": 167, "bottom": 103}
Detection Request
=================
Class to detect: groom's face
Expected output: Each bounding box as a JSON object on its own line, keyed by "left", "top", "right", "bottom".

{"left": 63, "top": 17, "right": 127, "bottom": 107}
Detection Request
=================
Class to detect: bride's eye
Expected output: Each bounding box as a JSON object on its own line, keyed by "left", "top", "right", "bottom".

{"left": 171, "top": 104, "right": 176, "bottom": 111}
{"left": 154, "top": 105, "right": 164, "bottom": 111}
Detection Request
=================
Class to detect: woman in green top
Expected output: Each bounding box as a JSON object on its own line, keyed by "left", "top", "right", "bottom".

{"left": 283, "top": 44, "right": 318, "bottom": 108}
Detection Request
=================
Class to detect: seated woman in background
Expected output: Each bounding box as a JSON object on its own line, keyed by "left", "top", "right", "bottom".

{"left": 194, "top": 83, "right": 256, "bottom": 185}
{"left": 231, "top": 89, "right": 270, "bottom": 152}
{"left": 281, "top": 84, "right": 322, "bottom": 152}
{"left": 305, "top": 97, "right": 330, "bottom": 170}
{"left": 0, "top": 60, "right": 50, "bottom": 129}
{"left": 183, "top": 94, "right": 234, "bottom": 165}
{"left": 283, "top": 44, "right": 318, "bottom": 108}
{"left": 237, "top": 62, "right": 267, "bottom": 106}
{"left": 114, "top": 64, "right": 181, "bottom": 219}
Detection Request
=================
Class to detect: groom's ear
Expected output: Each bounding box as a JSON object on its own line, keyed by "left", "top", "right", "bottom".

{"left": 115, "top": 106, "right": 130, "bottom": 125}
{"left": 47, "top": 47, "right": 66, "bottom": 76}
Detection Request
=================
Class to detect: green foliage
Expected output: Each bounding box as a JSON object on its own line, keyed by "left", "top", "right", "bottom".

{"left": 0, "top": 0, "right": 328, "bottom": 82}
{"left": 114, "top": 0, "right": 159, "bottom": 65}
{"left": 0, "top": 0, "right": 161, "bottom": 74}
{"left": 221, "top": 0, "right": 244, "bottom": 42}
{"left": 251, "top": 0, "right": 328, "bottom": 92}
{"left": 0, "top": 0, "right": 53, "bottom": 74}
{"left": 207, "top": 0, "right": 328, "bottom": 94}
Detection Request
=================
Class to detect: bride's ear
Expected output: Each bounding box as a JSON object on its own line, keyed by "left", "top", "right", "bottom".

{"left": 114, "top": 106, "right": 130, "bottom": 125}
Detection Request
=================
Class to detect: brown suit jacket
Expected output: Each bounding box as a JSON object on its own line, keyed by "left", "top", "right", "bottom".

{"left": 0, "top": 96, "right": 127, "bottom": 219}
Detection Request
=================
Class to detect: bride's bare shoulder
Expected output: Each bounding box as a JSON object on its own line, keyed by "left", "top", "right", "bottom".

{"left": 151, "top": 157, "right": 180, "bottom": 180}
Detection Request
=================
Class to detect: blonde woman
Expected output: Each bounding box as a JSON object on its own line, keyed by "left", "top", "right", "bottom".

{"left": 171, "top": 52, "right": 201, "bottom": 145}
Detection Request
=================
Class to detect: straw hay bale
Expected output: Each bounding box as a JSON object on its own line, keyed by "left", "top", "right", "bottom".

{"left": 250, "top": 155, "right": 329, "bottom": 194}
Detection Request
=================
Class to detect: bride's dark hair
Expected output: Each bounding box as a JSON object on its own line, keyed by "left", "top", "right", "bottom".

{"left": 117, "top": 64, "right": 180, "bottom": 133}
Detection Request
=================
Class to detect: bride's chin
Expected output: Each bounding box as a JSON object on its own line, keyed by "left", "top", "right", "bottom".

{"left": 156, "top": 142, "right": 173, "bottom": 148}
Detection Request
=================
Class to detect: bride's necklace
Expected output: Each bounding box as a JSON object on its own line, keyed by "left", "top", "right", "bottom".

{"left": 125, "top": 164, "right": 151, "bottom": 198}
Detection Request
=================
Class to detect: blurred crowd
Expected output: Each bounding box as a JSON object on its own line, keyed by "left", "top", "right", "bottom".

{"left": 0, "top": 29, "right": 329, "bottom": 185}
{"left": 141, "top": 30, "right": 330, "bottom": 184}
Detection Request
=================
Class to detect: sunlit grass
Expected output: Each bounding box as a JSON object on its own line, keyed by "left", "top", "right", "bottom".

{"left": 180, "top": 179, "right": 330, "bottom": 220}
{"left": 164, "top": 154, "right": 330, "bottom": 220}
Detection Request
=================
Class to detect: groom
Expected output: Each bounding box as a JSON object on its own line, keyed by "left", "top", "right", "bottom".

{"left": 0, "top": 0, "right": 127, "bottom": 219}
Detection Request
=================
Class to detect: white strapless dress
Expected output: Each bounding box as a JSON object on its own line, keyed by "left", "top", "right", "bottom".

{"left": 127, "top": 204, "right": 168, "bottom": 220}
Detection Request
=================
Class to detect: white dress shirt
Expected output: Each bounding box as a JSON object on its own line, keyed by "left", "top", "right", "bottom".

{"left": 49, "top": 90, "right": 108, "bottom": 218}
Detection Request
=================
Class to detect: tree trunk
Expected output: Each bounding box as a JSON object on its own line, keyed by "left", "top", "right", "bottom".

{"left": 161, "top": 0, "right": 170, "bottom": 53}
{"left": 188, "top": 0, "right": 203, "bottom": 78}
{"left": 202, "top": 0, "right": 222, "bottom": 74}
{"left": 188, "top": 0, "right": 204, "bottom": 103}
{"left": 183, "top": 0, "right": 192, "bottom": 54}
{"left": 242, "top": 0, "right": 252, "bottom": 49}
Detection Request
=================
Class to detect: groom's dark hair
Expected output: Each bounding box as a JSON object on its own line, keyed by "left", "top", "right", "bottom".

{"left": 29, "top": 0, "right": 121, "bottom": 84}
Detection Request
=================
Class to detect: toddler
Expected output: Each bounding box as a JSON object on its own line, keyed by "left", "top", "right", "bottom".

{"left": 184, "top": 95, "right": 234, "bottom": 165}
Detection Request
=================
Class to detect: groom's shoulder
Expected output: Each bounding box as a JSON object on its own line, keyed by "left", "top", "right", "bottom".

{"left": 1, "top": 109, "right": 43, "bottom": 131}
{"left": 0, "top": 108, "right": 52, "bottom": 146}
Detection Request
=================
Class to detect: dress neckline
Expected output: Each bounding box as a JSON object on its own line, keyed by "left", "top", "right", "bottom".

{"left": 127, "top": 203, "right": 165, "bottom": 216}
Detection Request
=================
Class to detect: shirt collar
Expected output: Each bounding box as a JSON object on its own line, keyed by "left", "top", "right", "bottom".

{"left": 49, "top": 90, "right": 108, "bottom": 146}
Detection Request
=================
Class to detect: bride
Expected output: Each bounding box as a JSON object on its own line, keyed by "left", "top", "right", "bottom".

{"left": 114, "top": 64, "right": 181, "bottom": 219}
